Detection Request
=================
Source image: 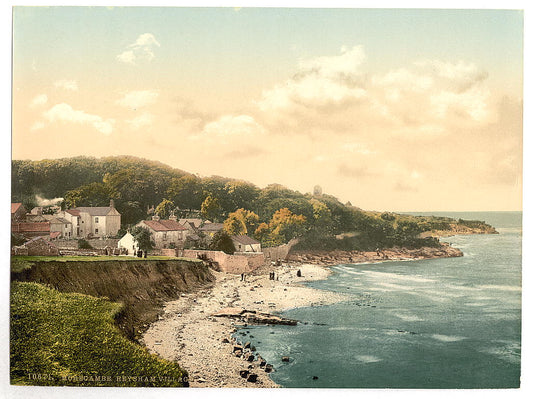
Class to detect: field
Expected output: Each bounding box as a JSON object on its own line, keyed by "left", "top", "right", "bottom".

{"left": 10, "top": 281, "right": 189, "bottom": 387}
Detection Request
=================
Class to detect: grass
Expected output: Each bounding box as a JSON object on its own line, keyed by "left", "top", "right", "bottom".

{"left": 11, "top": 255, "right": 203, "bottom": 263}
{"left": 10, "top": 282, "right": 189, "bottom": 387}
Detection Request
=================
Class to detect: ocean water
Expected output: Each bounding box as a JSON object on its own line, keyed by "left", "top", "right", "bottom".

{"left": 239, "top": 212, "right": 522, "bottom": 388}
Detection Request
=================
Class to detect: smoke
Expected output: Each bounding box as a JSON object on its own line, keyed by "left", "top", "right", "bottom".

{"left": 35, "top": 195, "right": 64, "bottom": 207}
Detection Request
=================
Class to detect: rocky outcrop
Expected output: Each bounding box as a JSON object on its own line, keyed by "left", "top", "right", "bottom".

{"left": 212, "top": 307, "right": 298, "bottom": 326}
{"left": 289, "top": 244, "right": 463, "bottom": 266}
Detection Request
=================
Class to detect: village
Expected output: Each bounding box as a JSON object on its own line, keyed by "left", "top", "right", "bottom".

{"left": 10, "top": 200, "right": 293, "bottom": 274}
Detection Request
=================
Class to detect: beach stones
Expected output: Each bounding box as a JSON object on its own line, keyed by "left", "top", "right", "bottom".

{"left": 247, "top": 373, "right": 258, "bottom": 383}
{"left": 281, "top": 356, "right": 290, "bottom": 362}
{"left": 244, "top": 341, "right": 251, "bottom": 349}
{"left": 239, "top": 370, "right": 250, "bottom": 378}
{"left": 264, "top": 364, "right": 273, "bottom": 373}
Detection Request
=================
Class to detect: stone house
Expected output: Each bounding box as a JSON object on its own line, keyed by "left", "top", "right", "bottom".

{"left": 198, "top": 222, "right": 224, "bottom": 239}
{"left": 48, "top": 217, "right": 72, "bottom": 239}
{"left": 232, "top": 235, "right": 262, "bottom": 253}
{"left": 136, "top": 216, "right": 189, "bottom": 249}
{"left": 72, "top": 200, "right": 121, "bottom": 238}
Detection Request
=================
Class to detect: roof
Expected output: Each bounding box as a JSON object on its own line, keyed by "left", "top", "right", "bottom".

{"left": 23, "top": 236, "right": 57, "bottom": 248}
{"left": 49, "top": 231, "right": 61, "bottom": 239}
{"left": 199, "top": 223, "right": 224, "bottom": 232}
{"left": 75, "top": 206, "right": 114, "bottom": 216}
{"left": 11, "top": 203, "right": 23, "bottom": 214}
{"left": 231, "top": 235, "right": 260, "bottom": 245}
{"left": 179, "top": 218, "right": 204, "bottom": 229}
{"left": 66, "top": 209, "right": 81, "bottom": 216}
{"left": 49, "top": 217, "right": 71, "bottom": 224}
{"left": 142, "top": 219, "right": 188, "bottom": 232}
{"left": 12, "top": 222, "right": 50, "bottom": 233}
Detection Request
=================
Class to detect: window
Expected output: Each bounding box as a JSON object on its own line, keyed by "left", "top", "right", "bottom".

{"left": 163, "top": 232, "right": 167, "bottom": 240}
{"left": 95, "top": 228, "right": 99, "bottom": 234}
{"left": 95, "top": 217, "right": 99, "bottom": 223}
{"left": 65, "top": 224, "right": 68, "bottom": 228}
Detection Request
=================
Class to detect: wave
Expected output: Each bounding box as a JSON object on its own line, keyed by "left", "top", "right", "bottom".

{"left": 477, "top": 285, "right": 521, "bottom": 292}
{"left": 362, "top": 270, "right": 436, "bottom": 283}
{"left": 431, "top": 334, "right": 466, "bottom": 342}
{"left": 393, "top": 313, "right": 424, "bottom": 322}
{"left": 354, "top": 355, "right": 382, "bottom": 363}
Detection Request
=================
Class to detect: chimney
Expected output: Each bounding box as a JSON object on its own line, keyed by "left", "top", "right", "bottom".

{"left": 152, "top": 214, "right": 160, "bottom": 221}
{"left": 169, "top": 210, "right": 177, "bottom": 221}
{"left": 110, "top": 199, "right": 115, "bottom": 208}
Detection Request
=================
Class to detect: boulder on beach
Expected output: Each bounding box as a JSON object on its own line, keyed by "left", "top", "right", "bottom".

{"left": 247, "top": 373, "right": 258, "bottom": 383}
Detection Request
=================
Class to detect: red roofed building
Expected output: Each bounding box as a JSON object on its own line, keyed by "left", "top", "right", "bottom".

{"left": 11, "top": 221, "right": 51, "bottom": 238}
{"left": 136, "top": 215, "right": 189, "bottom": 249}
{"left": 11, "top": 203, "right": 27, "bottom": 221}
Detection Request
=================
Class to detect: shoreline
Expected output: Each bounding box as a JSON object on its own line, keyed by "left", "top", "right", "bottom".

{"left": 141, "top": 244, "right": 463, "bottom": 388}
{"left": 141, "top": 263, "right": 348, "bottom": 388}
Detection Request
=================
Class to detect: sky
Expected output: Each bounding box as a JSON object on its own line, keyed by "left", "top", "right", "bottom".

{"left": 11, "top": 5, "right": 524, "bottom": 212}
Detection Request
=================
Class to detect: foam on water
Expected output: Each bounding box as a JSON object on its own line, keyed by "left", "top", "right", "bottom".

{"left": 431, "top": 334, "right": 467, "bottom": 342}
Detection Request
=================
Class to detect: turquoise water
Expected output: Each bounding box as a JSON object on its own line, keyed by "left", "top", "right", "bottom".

{"left": 240, "top": 212, "right": 522, "bottom": 388}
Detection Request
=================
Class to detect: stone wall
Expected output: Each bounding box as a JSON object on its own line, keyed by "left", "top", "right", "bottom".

{"left": 182, "top": 249, "right": 264, "bottom": 274}
{"left": 54, "top": 238, "right": 120, "bottom": 250}
{"left": 262, "top": 238, "right": 299, "bottom": 262}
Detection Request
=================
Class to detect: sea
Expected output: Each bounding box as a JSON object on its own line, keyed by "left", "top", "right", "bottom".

{"left": 238, "top": 212, "right": 522, "bottom": 388}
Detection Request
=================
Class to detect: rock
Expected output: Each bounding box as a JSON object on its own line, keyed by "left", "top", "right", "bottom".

{"left": 312, "top": 376, "right": 319, "bottom": 380}
{"left": 247, "top": 373, "right": 258, "bottom": 383}
{"left": 264, "top": 364, "right": 273, "bottom": 373}
{"left": 233, "top": 345, "right": 243, "bottom": 353}
{"left": 212, "top": 307, "right": 246, "bottom": 317}
{"left": 221, "top": 338, "right": 230, "bottom": 343}
{"left": 282, "top": 356, "right": 290, "bottom": 362}
{"left": 244, "top": 341, "right": 251, "bottom": 349}
{"left": 259, "top": 360, "right": 267, "bottom": 367}
{"left": 234, "top": 350, "right": 243, "bottom": 357}
{"left": 239, "top": 370, "right": 250, "bottom": 378}
{"left": 197, "top": 378, "right": 206, "bottom": 383}
{"left": 246, "top": 354, "right": 255, "bottom": 362}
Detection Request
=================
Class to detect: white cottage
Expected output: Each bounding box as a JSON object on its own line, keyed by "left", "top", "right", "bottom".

{"left": 117, "top": 232, "right": 138, "bottom": 256}
{"left": 232, "top": 235, "right": 262, "bottom": 253}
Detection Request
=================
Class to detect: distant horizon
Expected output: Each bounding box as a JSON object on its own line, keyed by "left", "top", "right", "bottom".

{"left": 11, "top": 154, "right": 522, "bottom": 214}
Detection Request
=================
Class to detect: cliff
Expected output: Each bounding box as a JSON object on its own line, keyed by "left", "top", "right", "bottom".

{"left": 11, "top": 259, "right": 215, "bottom": 340}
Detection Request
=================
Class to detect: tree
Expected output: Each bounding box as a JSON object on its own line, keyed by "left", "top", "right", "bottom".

{"left": 224, "top": 180, "right": 260, "bottom": 211}
{"left": 130, "top": 226, "right": 154, "bottom": 252}
{"left": 200, "top": 195, "right": 221, "bottom": 221}
{"left": 64, "top": 182, "right": 112, "bottom": 208}
{"left": 223, "top": 209, "right": 260, "bottom": 236}
{"left": 167, "top": 175, "right": 203, "bottom": 210}
{"left": 155, "top": 199, "right": 175, "bottom": 219}
{"left": 209, "top": 230, "right": 236, "bottom": 254}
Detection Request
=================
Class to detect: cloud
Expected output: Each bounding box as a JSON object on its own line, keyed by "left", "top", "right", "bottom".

{"left": 116, "top": 90, "right": 159, "bottom": 109}
{"left": 117, "top": 33, "right": 160, "bottom": 64}
{"left": 341, "top": 142, "right": 375, "bottom": 155}
{"left": 43, "top": 103, "right": 114, "bottom": 135}
{"left": 257, "top": 45, "right": 368, "bottom": 112}
{"left": 54, "top": 79, "right": 78, "bottom": 91}
{"left": 199, "top": 115, "right": 266, "bottom": 139}
{"left": 30, "top": 121, "right": 45, "bottom": 131}
{"left": 30, "top": 94, "right": 48, "bottom": 108}
{"left": 126, "top": 113, "right": 153, "bottom": 130}
{"left": 338, "top": 163, "right": 378, "bottom": 179}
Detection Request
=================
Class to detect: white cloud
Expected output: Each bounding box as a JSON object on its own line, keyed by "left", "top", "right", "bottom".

{"left": 199, "top": 115, "right": 266, "bottom": 139}
{"left": 126, "top": 113, "right": 153, "bottom": 130}
{"left": 54, "top": 79, "right": 78, "bottom": 91}
{"left": 43, "top": 103, "right": 114, "bottom": 135}
{"left": 258, "top": 45, "right": 368, "bottom": 112}
{"left": 30, "top": 94, "right": 48, "bottom": 108}
{"left": 116, "top": 90, "right": 159, "bottom": 109}
{"left": 30, "top": 121, "right": 45, "bottom": 131}
{"left": 117, "top": 33, "right": 160, "bottom": 65}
